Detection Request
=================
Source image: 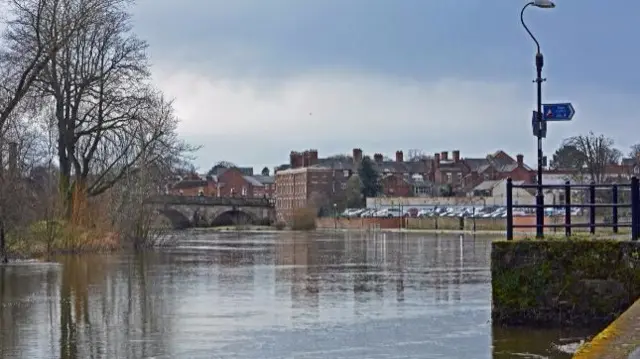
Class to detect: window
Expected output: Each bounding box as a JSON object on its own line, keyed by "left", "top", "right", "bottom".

{"left": 343, "top": 170, "right": 349, "bottom": 177}
{"left": 341, "top": 182, "right": 347, "bottom": 190}
{"left": 446, "top": 173, "right": 452, "bottom": 183}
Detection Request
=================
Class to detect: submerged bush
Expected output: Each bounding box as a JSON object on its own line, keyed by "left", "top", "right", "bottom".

{"left": 290, "top": 208, "right": 317, "bottom": 231}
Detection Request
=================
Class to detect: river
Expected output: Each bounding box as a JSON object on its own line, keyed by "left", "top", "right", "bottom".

{"left": 0, "top": 232, "right": 594, "bottom": 359}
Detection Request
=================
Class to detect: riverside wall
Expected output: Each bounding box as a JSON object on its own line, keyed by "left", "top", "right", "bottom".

{"left": 316, "top": 216, "right": 609, "bottom": 233}
{"left": 492, "top": 239, "right": 640, "bottom": 328}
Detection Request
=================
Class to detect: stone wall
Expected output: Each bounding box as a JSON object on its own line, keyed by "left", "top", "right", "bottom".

{"left": 317, "top": 216, "right": 612, "bottom": 233}
{"left": 492, "top": 239, "right": 640, "bottom": 328}
{"left": 316, "top": 217, "right": 403, "bottom": 230}
{"left": 407, "top": 217, "right": 503, "bottom": 231}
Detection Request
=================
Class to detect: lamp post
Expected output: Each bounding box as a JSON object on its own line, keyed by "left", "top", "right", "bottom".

{"left": 521, "top": 0, "right": 555, "bottom": 238}
{"left": 333, "top": 203, "right": 337, "bottom": 230}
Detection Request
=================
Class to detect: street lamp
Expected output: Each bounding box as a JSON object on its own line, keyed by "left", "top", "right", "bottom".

{"left": 333, "top": 203, "right": 337, "bottom": 230}
{"left": 521, "top": 0, "right": 555, "bottom": 238}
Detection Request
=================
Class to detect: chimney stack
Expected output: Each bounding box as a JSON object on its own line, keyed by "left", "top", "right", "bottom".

{"left": 395, "top": 150, "right": 404, "bottom": 163}
{"left": 374, "top": 153, "right": 383, "bottom": 163}
{"left": 434, "top": 153, "right": 440, "bottom": 168}
{"left": 440, "top": 151, "right": 448, "bottom": 161}
{"left": 289, "top": 151, "right": 303, "bottom": 169}
{"left": 517, "top": 154, "right": 524, "bottom": 167}
{"left": 309, "top": 149, "right": 318, "bottom": 166}
{"left": 353, "top": 148, "right": 363, "bottom": 164}
{"left": 452, "top": 150, "right": 460, "bottom": 163}
{"left": 302, "top": 150, "right": 311, "bottom": 167}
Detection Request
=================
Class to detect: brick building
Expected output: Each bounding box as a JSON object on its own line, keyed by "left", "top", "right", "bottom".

{"left": 167, "top": 167, "right": 276, "bottom": 199}
{"left": 253, "top": 175, "right": 276, "bottom": 198}
{"left": 275, "top": 149, "right": 353, "bottom": 222}
{"left": 429, "top": 150, "right": 536, "bottom": 194}
{"left": 275, "top": 148, "right": 441, "bottom": 222}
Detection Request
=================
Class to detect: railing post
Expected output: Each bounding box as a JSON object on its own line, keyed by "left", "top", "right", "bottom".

{"left": 564, "top": 181, "right": 571, "bottom": 237}
{"left": 632, "top": 177, "right": 639, "bottom": 241}
{"left": 506, "top": 178, "right": 513, "bottom": 240}
{"left": 589, "top": 181, "right": 596, "bottom": 235}
{"left": 612, "top": 184, "right": 618, "bottom": 234}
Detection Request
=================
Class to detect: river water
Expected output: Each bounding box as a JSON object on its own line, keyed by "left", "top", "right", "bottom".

{"left": 0, "top": 232, "right": 594, "bottom": 359}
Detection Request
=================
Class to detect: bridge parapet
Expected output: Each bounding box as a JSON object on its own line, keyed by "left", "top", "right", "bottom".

{"left": 144, "top": 195, "right": 274, "bottom": 207}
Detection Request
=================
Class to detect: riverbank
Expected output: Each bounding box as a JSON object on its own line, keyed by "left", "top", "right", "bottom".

{"left": 5, "top": 221, "right": 121, "bottom": 260}
{"left": 170, "top": 225, "right": 633, "bottom": 239}
{"left": 572, "top": 297, "right": 640, "bottom": 359}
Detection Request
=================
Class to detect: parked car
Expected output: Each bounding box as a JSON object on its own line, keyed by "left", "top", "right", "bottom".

{"left": 360, "top": 209, "right": 377, "bottom": 217}
{"left": 404, "top": 207, "right": 420, "bottom": 218}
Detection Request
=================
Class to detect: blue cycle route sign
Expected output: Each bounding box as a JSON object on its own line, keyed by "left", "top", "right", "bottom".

{"left": 542, "top": 103, "right": 575, "bottom": 121}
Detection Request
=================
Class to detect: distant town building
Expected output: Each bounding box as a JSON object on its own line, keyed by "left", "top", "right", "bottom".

{"left": 167, "top": 167, "right": 276, "bottom": 199}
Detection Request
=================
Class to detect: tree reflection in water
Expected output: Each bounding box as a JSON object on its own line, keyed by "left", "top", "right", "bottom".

{"left": 0, "top": 233, "right": 592, "bottom": 359}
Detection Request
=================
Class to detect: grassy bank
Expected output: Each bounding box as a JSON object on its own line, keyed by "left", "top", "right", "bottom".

{"left": 6, "top": 220, "right": 120, "bottom": 259}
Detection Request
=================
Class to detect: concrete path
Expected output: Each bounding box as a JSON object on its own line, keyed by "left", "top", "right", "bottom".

{"left": 573, "top": 298, "right": 640, "bottom": 359}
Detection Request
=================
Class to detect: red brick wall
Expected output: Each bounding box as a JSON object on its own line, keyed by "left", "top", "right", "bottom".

{"left": 381, "top": 175, "right": 411, "bottom": 197}
{"left": 169, "top": 181, "right": 216, "bottom": 196}
{"left": 217, "top": 168, "right": 254, "bottom": 197}
{"left": 316, "top": 217, "right": 404, "bottom": 229}
{"left": 265, "top": 183, "right": 276, "bottom": 198}
{"left": 253, "top": 183, "right": 275, "bottom": 198}
{"left": 505, "top": 166, "right": 536, "bottom": 183}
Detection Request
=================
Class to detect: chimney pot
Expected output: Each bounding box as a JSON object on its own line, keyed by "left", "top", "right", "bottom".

{"left": 517, "top": 154, "right": 524, "bottom": 166}
{"left": 434, "top": 153, "right": 440, "bottom": 168}
{"left": 395, "top": 150, "right": 404, "bottom": 162}
{"left": 452, "top": 150, "right": 460, "bottom": 163}
{"left": 440, "top": 151, "right": 448, "bottom": 161}
{"left": 374, "top": 153, "right": 383, "bottom": 163}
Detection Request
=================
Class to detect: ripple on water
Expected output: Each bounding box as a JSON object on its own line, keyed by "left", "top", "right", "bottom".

{"left": 0, "top": 233, "right": 584, "bottom": 359}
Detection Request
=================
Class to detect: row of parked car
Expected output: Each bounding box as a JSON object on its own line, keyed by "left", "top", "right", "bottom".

{"left": 341, "top": 206, "right": 509, "bottom": 219}
{"left": 340, "top": 206, "right": 586, "bottom": 219}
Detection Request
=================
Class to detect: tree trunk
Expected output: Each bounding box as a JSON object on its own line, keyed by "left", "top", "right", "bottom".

{"left": 71, "top": 179, "right": 88, "bottom": 226}
{"left": 0, "top": 222, "right": 6, "bottom": 263}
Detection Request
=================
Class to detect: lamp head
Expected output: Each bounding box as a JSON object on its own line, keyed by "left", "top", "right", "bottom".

{"left": 533, "top": 0, "right": 556, "bottom": 8}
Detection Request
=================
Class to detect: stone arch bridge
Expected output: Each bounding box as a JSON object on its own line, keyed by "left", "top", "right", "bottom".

{"left": 144, "top": 195, "right": 275, "bottom": 229}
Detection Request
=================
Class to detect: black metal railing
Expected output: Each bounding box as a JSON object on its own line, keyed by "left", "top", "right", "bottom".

{"left": 506, "top": 177, "right": 639, "bottom": 241}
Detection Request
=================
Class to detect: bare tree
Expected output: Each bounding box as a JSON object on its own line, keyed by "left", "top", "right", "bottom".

{"left": 0, "top": 0, "right": 109, "bottom": 131}
{"left": 31, "top": 0, "right": 193, "bottom": 221}
{"left": 0, "top": 0, "right": 195, "bottom": 260}
{"left": 407, "top": 149, "right": 428, "bottom": 162}
{"left": 629, "top": 144, "right": 640, "bottom": 159}
{"left": 565, "top": 132, "right": 622, "bottom": 184}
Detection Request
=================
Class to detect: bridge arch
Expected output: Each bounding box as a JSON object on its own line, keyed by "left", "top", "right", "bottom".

{"left": 156, "top": 208, "right": 191, "bottom": 229}
{"left": 210, "top": 209, "right": 257, "bottom": 227}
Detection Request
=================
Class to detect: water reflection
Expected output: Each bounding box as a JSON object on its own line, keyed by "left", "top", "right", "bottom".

{"left": 0, "top": 232, "right": 589, "bottom": 358}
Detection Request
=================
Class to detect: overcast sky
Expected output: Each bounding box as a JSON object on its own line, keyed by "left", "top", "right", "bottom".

{"left": 131, "top": 0, "right": 640, "bottom": 172}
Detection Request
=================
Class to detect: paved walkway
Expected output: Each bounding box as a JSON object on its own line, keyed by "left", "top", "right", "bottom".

{"left": 572, "top": 298, "right": 640, "bottom": 359}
